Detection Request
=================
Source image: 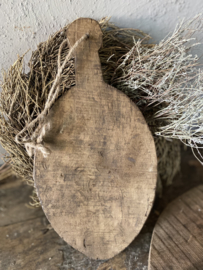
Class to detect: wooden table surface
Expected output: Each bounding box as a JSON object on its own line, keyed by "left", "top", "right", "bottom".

{"left": 0, "top": 147, "right": 203, "bottom": 269}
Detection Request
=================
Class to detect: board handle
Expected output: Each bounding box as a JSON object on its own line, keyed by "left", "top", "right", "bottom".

{"left": 67, "top": 18, "right": 103, "bottom": 87}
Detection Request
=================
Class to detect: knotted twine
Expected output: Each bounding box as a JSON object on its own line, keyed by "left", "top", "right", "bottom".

{"left": 15, "top": 33, "right": 89, "bottom": 158}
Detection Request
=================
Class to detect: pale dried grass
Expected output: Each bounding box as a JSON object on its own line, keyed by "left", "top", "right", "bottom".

{"left": 0, "top": 18, "right": 181, "bottom": 206}
{"left": 115, "top": 15, "right": 203, "bottom": 163}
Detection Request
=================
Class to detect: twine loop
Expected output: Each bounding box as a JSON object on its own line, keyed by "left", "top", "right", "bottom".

{"left": 15, "top": 33, "right": 89, "bottom": 158}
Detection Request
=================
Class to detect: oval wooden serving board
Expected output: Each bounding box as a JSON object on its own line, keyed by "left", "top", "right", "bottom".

{"left": 149, "top": 185, "right": 203, "bottom": 270}
{"left": 34, "top": 18, "right": 157, "bottom": 260}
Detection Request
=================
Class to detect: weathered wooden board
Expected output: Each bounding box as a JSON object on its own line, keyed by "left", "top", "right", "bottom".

{"left": 0, "top": 217, "right": 64, "bottom": 270}
{"left": 0, "top": 179, "right": 43, "bottom": 227}
{"left": 60, "top": 232, "right": 152, "bottom": 270}
{"left": 1, "top": 148, "right": 203, "bottom": 269}
{"left": 149, "top": 185, "right": 203, "bottom": 270}
{"left": 34, "top": 18, "right": 157, "bottom": 260}
{"left": 0, "top": 177, "right": 61, "bottom": 270}
{"left": 0, "top": 174, "right": 152, "bottom": 270}
{"left": 0, "top": 218, "right": 151, "bottom": 270}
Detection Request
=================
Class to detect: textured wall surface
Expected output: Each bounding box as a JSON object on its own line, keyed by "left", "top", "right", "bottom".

{"left": 0, "top": 0, "right": 203, "bottom": 162}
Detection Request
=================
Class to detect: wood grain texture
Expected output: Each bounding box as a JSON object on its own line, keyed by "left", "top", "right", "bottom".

{"left": 1, "top": 148, "right": 202, "bottom": 269}
{"left": 0, "top": 180, "right": 43, "bottom": 227}
{"left": 0, "top": 217, "right": 63, "bottom": 270}
{"left": 0, "top": 175, "right": 152, "bottom": 269}
{"left": 0, "top": 176, "right": 61, "bottom": 270}
{"left": 149, "top": 185, "right": 203, "bottom": 270}
{"left": 34, "top": 18, "right": 157, "bottom": 260}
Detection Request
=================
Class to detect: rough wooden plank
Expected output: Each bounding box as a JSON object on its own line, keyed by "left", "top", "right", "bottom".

{"left": 34, "top": 17, "right": 157, "bottom": 260}
{"left": 149, "top": 185, "right": 203, "bottom": 270}
{"left": 0, "top": 216, "right": 151, "bottom": 270}
{"left": 0, "top": 175, "right": 151, "bottom": 269}
{"left": 0, "top": 217, "right": 63, "bottom": 270}
{"left": 0, "top": 178, "right": 44, "bottom": 227}
{"left": 1, "top": 148, "right": 202, "bottom": 269}
{"left": 59, "top": 232, "right": 151, "bottom": 269}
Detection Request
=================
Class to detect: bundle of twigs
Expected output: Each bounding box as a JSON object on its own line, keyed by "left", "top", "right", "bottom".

{"left": 115, "top": 15, "right": 203, "bottom": 162}
{"left": 0, "top": 17, "right": 188, "bottom": 206}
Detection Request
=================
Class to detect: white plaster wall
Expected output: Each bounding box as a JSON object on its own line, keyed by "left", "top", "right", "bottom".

{"left": 0, "top": 0, "right": 203, "bottom": 163}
